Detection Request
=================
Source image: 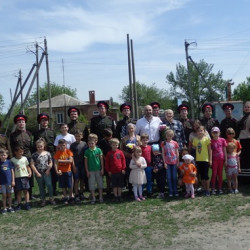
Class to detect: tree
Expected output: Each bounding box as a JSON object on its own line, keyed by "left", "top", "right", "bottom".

{"left": 26, "top": 82, "right": 77, "bottom": 107}
{"left": 0, "top": 93, "right": 5, "bottom": 114}
{"left": 233, "top": 77, "right": 250, "bottom": 103}
{"left": 166, "top": 59, "right": 226, "bottom": 118}
{"left": 120, "top": 82, "right": 175, "bottom": 110}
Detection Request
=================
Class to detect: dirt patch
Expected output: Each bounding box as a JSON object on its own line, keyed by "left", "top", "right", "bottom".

{"left": 170, "top": 216, "right": 250, "bottom": 250}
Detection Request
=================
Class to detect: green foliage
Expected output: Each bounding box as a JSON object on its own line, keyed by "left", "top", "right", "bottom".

{"left": 120, "top": 82, "right": 175, "bottom": 110}
{"left": 166, "top": 59, "right": 226, "bottom": 118}
{"left": 233, "top": 77, "right": 250, "bottom": 102}
{"left": 78, "top": 113, "right": 89, "bottom": 125}
{"left": 26, "top": 82, "right": 77, "bottom": 107}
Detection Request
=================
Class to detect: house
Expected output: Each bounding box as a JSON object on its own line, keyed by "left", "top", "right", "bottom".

{"left": 29, "top": 91, "right": 119, "bottom": 126}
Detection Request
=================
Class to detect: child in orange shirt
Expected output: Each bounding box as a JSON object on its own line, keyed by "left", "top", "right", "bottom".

{"left": 54, "top": 139, "right": 76, "bottom": 204}
{"left": 179, "top": 154, "right": 197, "bottom": 199}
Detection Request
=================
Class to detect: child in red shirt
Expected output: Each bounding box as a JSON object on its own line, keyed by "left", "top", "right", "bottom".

{"left": 105, "top": 138, "right": 126, "bottom": 201}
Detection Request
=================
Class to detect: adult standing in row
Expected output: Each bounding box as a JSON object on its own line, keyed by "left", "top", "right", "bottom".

{"left": 237, "top": 101, "right": 250, "bottom": 170}
{"left": 220, "top": 103, "right": 237, "bottom": 139}
{"left": 115, "top": 103, "right": 133, "bottom": 140}
{"left": 135, "top": 105, "right": 162, "bottom": 144}
{"left": 200, "top": 103, "right": 220, "bottom": 137}
{"left": 150, "top": 102, "right": 161, "bottom": 117}
{"left": 9, "top": 114, "right": 34, "bottom": 199}
{"left": 67, "top": 106, "right": 89, "bottom": 142}
{"left": 90, "top": 101, "right": 116, "bottom": 144}
{"left": 34, "top": 113, "right": 58, "bottom": 196}
{"left": 178, "top": 104, "right": 193, "bottom": 145}
{"left": 164, "top": 109, "right": 186, "bottom": 152}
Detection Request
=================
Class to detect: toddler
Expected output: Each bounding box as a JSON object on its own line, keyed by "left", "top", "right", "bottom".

{"left": 129, "top": 146, "right": 147, "bottom": 201}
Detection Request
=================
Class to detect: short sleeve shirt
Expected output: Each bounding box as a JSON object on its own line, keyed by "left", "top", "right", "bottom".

{"left": 11, "top": 156, "right": 29, "bottom": 178}
{"left": 211, "top": 138, "right": 227, "bottom": 160}
{"left": 54, "top": 149, "right": 73, "bottom": 172}
{"left": 192, "top": 136, "right": 210, "bottom": 162}
{"left": 162, "top": 140, "right": 179, "bottom": 164}
{"left": 31, "top": 151, "right": 52, "bottom": 174}
{"left": 84, "top": 147, "right": 103, "bottom": 171}
{"left": 0, "top": 160, "right": 14, "bottom": 185}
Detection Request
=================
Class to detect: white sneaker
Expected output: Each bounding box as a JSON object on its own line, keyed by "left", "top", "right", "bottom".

{"left": 234, "top": 189, "right": 239, "bottom": 194}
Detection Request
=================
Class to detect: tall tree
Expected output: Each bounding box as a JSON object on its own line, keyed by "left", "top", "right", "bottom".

{"left": 166, "top": 59, "right": 226, "bottom": 118}
{"left": 233, "top": 77, "right": 250, "bottom": 103}
{"left": 26, "top": 82, "right": 77, "bottom": 107}
{"left": 120, "top": 82, "right": 175, "bottom": 110}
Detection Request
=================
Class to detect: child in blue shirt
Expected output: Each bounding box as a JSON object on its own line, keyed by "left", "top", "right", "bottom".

{"left": 0, "top": 149, "right": 15, "bottom": 214}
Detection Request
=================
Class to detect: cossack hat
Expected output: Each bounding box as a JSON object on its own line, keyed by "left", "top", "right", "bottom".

{"left": 37, "top": 113, "right": 49, "bottom": 123}
{"left": 202, "top": 102, "right": 214, "bottom": 113}
{"left": 222, "top": 103, "right": 234, "bottom": 111}
{"left": 97, "top": 101, "right": 109, "bottom": 110}
{"left": 67, "top": 106, "right": 80, "bottom": 117}
{"left": 14, "top": 114, "right": 27, "bottom": 123}
{"left": 177, "top": 104, "right": 189, "bottom": 113}
{"left": 120, "top": 103, "right": 131, "bottom": 112}
{"left": 150, "top": 102, "right": 160, "bottom": 109}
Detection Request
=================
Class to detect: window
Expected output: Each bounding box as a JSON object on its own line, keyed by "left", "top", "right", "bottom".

{"left": 56, "top": 113, "right": 64, "bottom": 124}
{"left": 93, "top": 111, "right": 99, "bottom": 116}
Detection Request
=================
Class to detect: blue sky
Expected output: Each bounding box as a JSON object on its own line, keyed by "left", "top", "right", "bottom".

{"left": 1, "top": 0, "right": 250, "bottom": 112}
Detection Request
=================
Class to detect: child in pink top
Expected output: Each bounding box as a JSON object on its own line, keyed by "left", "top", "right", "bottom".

{"left": 161, "top": 129, "right": 179, "bottom": 197}
{"left": 210, "top": 127, "right": 227, "bottom": 194}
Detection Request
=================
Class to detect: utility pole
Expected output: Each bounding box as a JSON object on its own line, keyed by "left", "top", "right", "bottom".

{"left": 227, "top": 80, "right": 234, "bottom": 101}
{"left": 127, "top": 34, "right": 135, "bottom": 118}
{"left": 44, "top": 37, "right": 53, "bottom": 129}
{"left": 36, "top": 43, "right": 40, "bottom": 117}
{"left": 184, "top": 40, "right": 195, "bottom": 120}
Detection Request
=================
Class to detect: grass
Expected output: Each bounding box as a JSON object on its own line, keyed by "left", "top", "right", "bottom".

{"left": 0, "top": 182, "right": 250, "bottom": 249}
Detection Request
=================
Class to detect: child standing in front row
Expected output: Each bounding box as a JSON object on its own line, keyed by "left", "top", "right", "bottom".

{"left": 105, "top": 138, "right": 126, "bottom": 202}
{"left": 226, "top": 142, "right": 241, "bottom": 194}
{"left": 192, "top": 126, "right": 211, "bottom": 196}
{"left": 151, "top": 144, "right": 166, "bottom": 199}
{"left": 226, "top": 128, "right": 242, "bottom": 155}
{"left": 30, "top": 138, "right": 55, "bottom": 207}
{"left": 210, "top": 127, "right": 227, "bottom": 195}
{"left": 129, "top": 146, "right": 147, "bottom": 201}
{"left": 140, "top": 134, "right": 152, "bottom": 196}
{"left": 11, "top": 146, "right": 32, "bottom": 210}
{"left": 54, "top": 139, "right": 75, "bottom": 205}
{"left": 161, "top": 129, "right": 179, "bottom": 197}
{"left": 0, "top": 149, "right": 15, "bottom": 214}
{"left": 179, "top": 154, "right": 197, "bottom": 199}
{"left": 84, "top": 136, "right": 104, "bottom": 204}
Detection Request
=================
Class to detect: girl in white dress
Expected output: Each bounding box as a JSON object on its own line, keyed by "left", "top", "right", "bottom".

{"left": 129, "top": 146, "right": 147, "bottom": 201}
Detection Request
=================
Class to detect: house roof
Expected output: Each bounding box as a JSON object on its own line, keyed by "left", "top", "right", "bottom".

{"left": 29, "top": 94, "right": 88, "bottom": 109}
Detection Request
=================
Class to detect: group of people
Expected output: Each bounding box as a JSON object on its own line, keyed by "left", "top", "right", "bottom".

{"left": 0, "top": 99, "right": 250, "bottom": 213}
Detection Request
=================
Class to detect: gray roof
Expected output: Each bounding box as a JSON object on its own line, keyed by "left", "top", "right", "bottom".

{"left": 29, "top": 94, "right": 88, "bottom": 109}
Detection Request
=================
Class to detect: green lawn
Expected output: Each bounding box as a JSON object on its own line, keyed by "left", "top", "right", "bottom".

{"left": 0, "top": 180, "right": 250, "bottom": 249}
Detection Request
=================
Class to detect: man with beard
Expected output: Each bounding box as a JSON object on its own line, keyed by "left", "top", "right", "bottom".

{"left": 150, "top": 102, "right": 161, "bottom": 117}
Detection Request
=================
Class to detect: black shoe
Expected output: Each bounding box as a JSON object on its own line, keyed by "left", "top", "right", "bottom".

{"left": 15, "top": 204, "right": 22, "bottom": 211}
{"left": 25, "top": 203, "right": 31, "bottom": 210}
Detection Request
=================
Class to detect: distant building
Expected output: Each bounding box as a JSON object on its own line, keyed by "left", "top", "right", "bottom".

{"left": 29, "top": 91, "right": 119, "bottom": 126}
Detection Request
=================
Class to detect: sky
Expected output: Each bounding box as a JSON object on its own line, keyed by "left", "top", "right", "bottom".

{"left": 1, "top": 0, "right": 250, "bottom": 112}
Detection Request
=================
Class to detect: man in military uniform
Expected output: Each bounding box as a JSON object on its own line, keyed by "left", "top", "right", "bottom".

{"left": 67, "top": 106, "right": 89, "bottom": 142}
{"left": 115, "top": 103, "right": 133, "bottom": 140}
{"left": 200, "top": 103, "right": 220, "bottom": 137}
{"left": 220, "top": 103, "right": 237, "bottom": 139}
{"left": 9, "top": 114, "right": 34, "bottom": 198}
{"left": 34, "top": 113, "right": 58, "bottom": 195}
{"left": 90, "top": 101, "right": 116, "bottom": 144}
{"left": 178, "top": 104, "right": 193, "bottom": 144}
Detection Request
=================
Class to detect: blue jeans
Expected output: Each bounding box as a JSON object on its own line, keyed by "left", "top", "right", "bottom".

{"left": 144, "top": 166, "right": 153, "bottom": 193}
{"left": 166, "top": 164, "right": 177, "bottom": 195}
{"left": 35, "top": 173, "right": 53, "bottom": 200}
